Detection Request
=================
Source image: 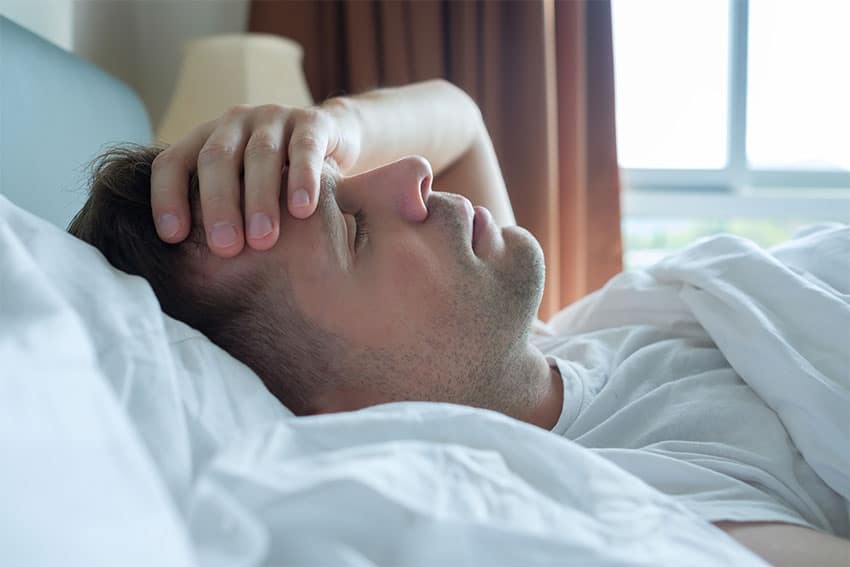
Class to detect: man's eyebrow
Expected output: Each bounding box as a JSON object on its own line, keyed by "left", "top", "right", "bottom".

{"left": 321, "top": 165, "right": 341, "bottom": 199}
{"left": 315, "top": 166, "right": 348, "bottom": 264}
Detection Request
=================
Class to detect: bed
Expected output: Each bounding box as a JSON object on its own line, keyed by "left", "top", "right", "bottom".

{"left": 3, "top": 16, "right": 848, "bottom": 566}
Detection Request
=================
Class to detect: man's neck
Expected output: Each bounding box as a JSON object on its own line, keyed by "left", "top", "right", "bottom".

{"left": 526, "top": 362, "right": 564, "bottom": 430}
{"left": 525, "top": 355, "right": 564, "bottom": 429}
{"left": 498, "top": 340, "right": 563, "bottom": 430}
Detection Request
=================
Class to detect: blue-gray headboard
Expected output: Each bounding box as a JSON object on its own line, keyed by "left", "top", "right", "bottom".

{"left": 0, "top": 16, "right": 152, "bottom": 229}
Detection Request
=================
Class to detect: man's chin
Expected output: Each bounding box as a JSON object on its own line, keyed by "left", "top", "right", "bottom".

{"left": 503, "top": 225, "right": 542, "bottom": 253}
{"left": 496, "top": 226, "right": 546, "bottom": 323}
{"left": 503, "top": 226, "right": 545, "bottom": 277}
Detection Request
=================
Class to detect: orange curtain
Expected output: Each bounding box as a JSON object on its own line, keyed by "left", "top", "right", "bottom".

{"left": 249, "top": 0, "right": 622, "bottom": 320}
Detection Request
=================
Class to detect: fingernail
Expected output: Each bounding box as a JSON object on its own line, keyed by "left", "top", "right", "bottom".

{"left": 249, "top": 213, "right": 273, "bottom": 239}
{"left": 158, "top": 213, "right": 180, "bottom": 238}
{"left": 210, "top": 222, "right": 238, "bottom": 248}
{"left": 290, "top": 189, "right": 309, "bottom": 208}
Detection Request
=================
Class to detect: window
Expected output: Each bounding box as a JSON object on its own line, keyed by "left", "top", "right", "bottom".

{"left": 612, "top": 0, "right": 850, "bottom": 269}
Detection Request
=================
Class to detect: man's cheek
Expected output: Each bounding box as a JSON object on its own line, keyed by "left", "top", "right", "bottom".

{"left": 383, "top": 242, "right": 452, "bottom": 302}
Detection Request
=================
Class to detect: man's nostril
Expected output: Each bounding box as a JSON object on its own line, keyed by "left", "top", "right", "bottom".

{"left": 420, "top": 175, "right": 432, "bottom": 206}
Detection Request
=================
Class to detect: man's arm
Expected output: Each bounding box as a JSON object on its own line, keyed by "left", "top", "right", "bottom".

{"left": 714, "top": 521, "right": 850, "bottom": 566}
{"left": 323, "top": 80, "right": 517, "bottom": 227}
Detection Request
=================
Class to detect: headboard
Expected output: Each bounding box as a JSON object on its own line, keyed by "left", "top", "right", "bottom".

{"left": 0, "top": 16, "right": 152, "bottom": 229}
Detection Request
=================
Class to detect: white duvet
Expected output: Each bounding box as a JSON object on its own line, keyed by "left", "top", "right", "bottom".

{"left": 2, "top": 193, "right": 845, "bottom": 565}
{"left": 543, "top": 222, "right": 850, "bottom": 534}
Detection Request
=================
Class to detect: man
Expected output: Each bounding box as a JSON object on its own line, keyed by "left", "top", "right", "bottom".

{"left": 69, "top": 80, "right": 849, "bottom": 565}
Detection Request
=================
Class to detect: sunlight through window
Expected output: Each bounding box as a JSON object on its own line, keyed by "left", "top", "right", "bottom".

{"left": 747, "top": 0, "right": 850, "bottom": 171}
{"left": 612, "top": 0, "right": 729, "bottom": 169}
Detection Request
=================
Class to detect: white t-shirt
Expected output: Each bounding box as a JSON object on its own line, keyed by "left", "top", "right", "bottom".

{"left": 531, "top": 327, "right": 849, "bottom": 537}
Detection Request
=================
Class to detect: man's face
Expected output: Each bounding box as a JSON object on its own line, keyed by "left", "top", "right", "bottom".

{"left": 201, "top": 156, "right": 545, "bottom": 413}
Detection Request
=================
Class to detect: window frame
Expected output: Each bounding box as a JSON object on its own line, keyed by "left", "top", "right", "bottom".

{"left": 619, "top": 0, "right": 850, "bottom": 221}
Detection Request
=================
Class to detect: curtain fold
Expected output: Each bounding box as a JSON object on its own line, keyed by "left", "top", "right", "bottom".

{"left": 249, "top": 0, "right": 622, "bottom": 320}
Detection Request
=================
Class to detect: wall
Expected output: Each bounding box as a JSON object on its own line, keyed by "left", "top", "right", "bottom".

{"left": 0, "top": 0, "right": 73, "bottom": 50}
{"left": 1, "top": 0, "right": 249, "bottom": 128}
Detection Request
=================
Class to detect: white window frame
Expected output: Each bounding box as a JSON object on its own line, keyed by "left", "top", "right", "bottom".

{"left": 620, "top": 0, "right": 850, "bottom": 221}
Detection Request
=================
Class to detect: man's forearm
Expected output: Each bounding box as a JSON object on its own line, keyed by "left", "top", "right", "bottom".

{"left": 323, "top": 80, "right": 516, "bottom": 226}
{"left": 324, "top": 80, "right": 480, "bottom": 176}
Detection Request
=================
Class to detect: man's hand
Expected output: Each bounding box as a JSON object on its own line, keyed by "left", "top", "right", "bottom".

{"left": 151, "top": 103, "right": 361, "bottom": 257}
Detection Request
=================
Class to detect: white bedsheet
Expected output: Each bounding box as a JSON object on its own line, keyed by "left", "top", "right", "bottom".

{"left": 0, "top": 201, "right": 769, "bottom": 564}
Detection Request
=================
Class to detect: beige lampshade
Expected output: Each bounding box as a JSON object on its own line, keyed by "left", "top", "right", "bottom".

{"left": 156, "top": 33, "right": 314, "bottom": 144}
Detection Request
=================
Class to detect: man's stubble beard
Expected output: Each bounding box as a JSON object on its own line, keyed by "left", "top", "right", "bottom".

{"left": 446, "top": 223, "right": 547, "bottom": 413}
{"left": 338, "top": 199, "right": 547, "bottom": 415}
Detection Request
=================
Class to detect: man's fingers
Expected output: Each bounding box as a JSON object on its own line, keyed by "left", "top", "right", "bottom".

{"left": 243, "top": 107, "right": 286, "bottom": 250}
{"left": 197, "top": 109, "right": 251, "bottom": 257}
{"left": 150, "top": 120, "right": 216, "bottom": 243}
{"left": 152, "top": 104, "right": 334, "bottom": 253}
{"left": 286, "top": 109, "right": 328, "bottom": 219}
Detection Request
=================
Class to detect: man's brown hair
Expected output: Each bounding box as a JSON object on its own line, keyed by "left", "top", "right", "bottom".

{"left": 68, "top": 144, "right": 341, "bottom": 414}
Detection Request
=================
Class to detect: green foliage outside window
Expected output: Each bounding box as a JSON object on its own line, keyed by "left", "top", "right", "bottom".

{"left": 622, "top": 218, "right": 839, "bottom": 270}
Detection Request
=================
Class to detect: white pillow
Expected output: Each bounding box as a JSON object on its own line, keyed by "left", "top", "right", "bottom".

{"left": 0, "top": 196, "right": 290, "bottom": 451}
{"left": 1, "top": 196, "right": 195, "bottom": 566}
{"left": 165, "top": 316, "right": 293, "bottom": 445}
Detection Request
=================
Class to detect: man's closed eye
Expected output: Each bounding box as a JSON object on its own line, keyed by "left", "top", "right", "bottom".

{"left": 353, "top": 210, "right": 369, "bottom": 252}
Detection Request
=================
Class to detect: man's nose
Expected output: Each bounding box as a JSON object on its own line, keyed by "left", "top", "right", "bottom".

{"left": 354, "top": 156, "right": 433, "bottom": 222}
{"left": 393, "top": 155, "right": 433, "bottom": 222}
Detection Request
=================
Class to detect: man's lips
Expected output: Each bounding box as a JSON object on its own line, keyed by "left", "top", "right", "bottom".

{"left": 458, "top": 197, "right": 493, "bottom": 254}
{"left": 461, "top": 197, "right": 475, "bottom": 244}
{"left": 472, "top": 205, "right": 492, "bottom": 252}
{"left": 455, "top": 196, "right": 491, "bottom": 254}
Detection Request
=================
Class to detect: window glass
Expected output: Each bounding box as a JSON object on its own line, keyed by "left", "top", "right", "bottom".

{"left": 747, "top": 0, "right": 850, "bottom": 171}
{"left": 612, "top": 0, "right": 729, "bottom": 169}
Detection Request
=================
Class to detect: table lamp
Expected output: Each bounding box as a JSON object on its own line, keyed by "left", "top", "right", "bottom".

{"left": 157, "top": 33, "right": 313, "bottom": 144}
